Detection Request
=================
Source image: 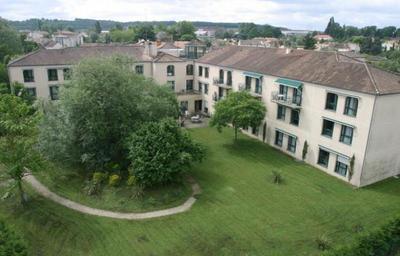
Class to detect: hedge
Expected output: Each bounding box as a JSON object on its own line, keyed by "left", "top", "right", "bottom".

{"left": 0, "top": 220, "right": 27, "bottom": 256}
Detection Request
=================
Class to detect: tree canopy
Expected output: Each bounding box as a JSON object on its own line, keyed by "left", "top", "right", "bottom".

{"left": 127, "top": 118, "right": 205, "bottom": 187}
{"left": 210, "top": 91, "right": 266, "bottom": 141}
{"left": 239, "top": 23, "right": 282, "bottom": 39}
{"left": 303, "top": 34, "right": 317, "bottom": 50}
{"left": 39, "top": 56, "right": 179, "bottom": 170}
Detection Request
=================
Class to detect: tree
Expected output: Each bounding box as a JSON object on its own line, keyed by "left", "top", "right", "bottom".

{"left": 360, "top": 37, "right": 382, "bottom": 55}
{"left": 210, "top": 91, "right": 266, "bottom": 141}
{"left": 135, "top": 24, "right": 155, "bottom": 41}
{"left": 348, "top": 155, "right": 355, "bottom": 181}
{"left": 0, "top": 19, "right": 23, "bottom": 62}
{"left": 0, "top": 95, "right": 40, "bottom": 204}
{"left": 239, "top": 23, "right": 259, "bottom": 39}
{"left": 303, "top": 34, "right": 316, "bottom": 49}
{"left": 127, "top": 118, "right": 204, "bottom": 188}
{"left": 324, "top": 17, "right": 344, "bottom": 39}
{"left": 38, "top": 56, "right": 179, "bottom": 170}
{"left": 109, "top": 29, "right": 136, "bottom": 43}
{"left": 95, "top": 21, "right": 102, "bottom": 34}
{"left": 171, "top": 21, "right": 196, "bottom": 41}
{"left": 302, "top": 140, "right": 309, "bottom": 161}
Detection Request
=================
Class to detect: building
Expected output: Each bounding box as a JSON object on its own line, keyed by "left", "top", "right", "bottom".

{"left": 238, "top": 37, "right": 280, "bottom": 48}
{"left": 7, "top": 45, "right": 400, "bottom": 187}
{"left": 382, "top": 38, "right": 400, "bottom": 51}
{"left": 313, "top": 34, "right": 333, "bottom": 42}
{"left": 194, "top": 46, "right": 400, "bottom": 187}
{"left": 7, "top": 43, "right": 200, "bottom": 113}
{"left": 52, "top": 31, "right": 85, "bottom": 48}
{"left": 281, "top": 30, "right": 311, "bottom": 36}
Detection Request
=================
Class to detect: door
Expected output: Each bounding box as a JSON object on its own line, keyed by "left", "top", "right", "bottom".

{"left": 194, "top": 100, "right": 202, "bottom": 113}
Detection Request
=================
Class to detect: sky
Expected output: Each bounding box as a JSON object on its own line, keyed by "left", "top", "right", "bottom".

{"left": 0, "top": 0, "right": 399, "bottom": 30}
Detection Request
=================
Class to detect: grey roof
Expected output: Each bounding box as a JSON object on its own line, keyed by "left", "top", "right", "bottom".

{"left": 8, "top": 45, "right": 154, "bottom": 67}
{"left": 197, "top": 46, "right": 400, "bottom": 95}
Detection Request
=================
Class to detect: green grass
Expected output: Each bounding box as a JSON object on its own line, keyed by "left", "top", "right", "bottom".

{"left": 1, "top": 127, "right": 400, "bottom": 256}
{"left": 33, "top": 163, "right": 192, "bottom": 213}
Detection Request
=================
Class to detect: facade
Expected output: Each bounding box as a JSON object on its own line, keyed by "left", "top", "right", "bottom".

{"left": 52, "top": 31, "right": 85, "bottom": 48}
{"left": 194, "top": 46, "right": 400, "bottom": 187}
{"left": 7, "top": 45, "right": 400, "bottom": 187}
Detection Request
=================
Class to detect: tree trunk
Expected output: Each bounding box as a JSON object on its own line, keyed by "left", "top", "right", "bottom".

{"left": 17, "top": 180, "right": 26, "bottom": 205}
{"left": 234, "top": 126, "right": 238, "bottom": 141}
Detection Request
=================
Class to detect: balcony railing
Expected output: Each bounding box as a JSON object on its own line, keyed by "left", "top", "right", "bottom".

{"left": 213, "top": 78, "right": 232, "bottom": 89}
{"left": 271, "top": 91, "right": 302, "bottom": 108}
{"left": 238, "top": 83, "right": 262, "bottom": 97}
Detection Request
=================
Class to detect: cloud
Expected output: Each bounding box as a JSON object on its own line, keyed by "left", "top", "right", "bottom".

{"left": 0, "top": 0, "right": 399, "bottom": 30}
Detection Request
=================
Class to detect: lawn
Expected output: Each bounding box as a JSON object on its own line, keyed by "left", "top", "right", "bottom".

{"left": 0, "top": 127, "right": 399, "bottom": 256}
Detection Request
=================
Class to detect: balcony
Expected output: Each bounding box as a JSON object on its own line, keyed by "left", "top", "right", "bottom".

{"left": 176, "top": 89, "right": 201, "bottom": 96}
{"left": 271, "top": 91, "right": 302, "bottom": 109}
{"left": 213, "top": 78, "right": 232, "bottom": 89}
{"left": 238, "top": 83, "right": 263, "bottom": 97}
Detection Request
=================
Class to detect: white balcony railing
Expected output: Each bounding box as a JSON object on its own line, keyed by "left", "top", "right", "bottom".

{"left": 271, "top": 91, "right": 302, "bottom": 108}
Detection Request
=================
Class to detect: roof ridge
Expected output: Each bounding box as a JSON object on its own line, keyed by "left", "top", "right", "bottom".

{"left": 364, "top": 62, "right": 380, "bottom": 95}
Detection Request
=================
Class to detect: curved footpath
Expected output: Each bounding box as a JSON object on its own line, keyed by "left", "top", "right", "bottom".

{"left": 22, "top": 174, "right": 201, "bottom": 220}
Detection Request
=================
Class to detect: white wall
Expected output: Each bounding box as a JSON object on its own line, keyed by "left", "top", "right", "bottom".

{"left": 361, "top": 94, "right": 400, "bottom": 186}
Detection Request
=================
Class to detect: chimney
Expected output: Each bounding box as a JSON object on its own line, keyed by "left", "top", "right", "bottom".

{"left": 144, "top": 41, "right": 158, "bottom": 58}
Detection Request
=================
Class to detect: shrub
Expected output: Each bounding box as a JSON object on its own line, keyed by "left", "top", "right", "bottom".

{"left": 92, "top": 172, "right": 107, "bottom": 184}
{"left": 127, "top": 175, "right": 136, "bottom": 186}
{"left": 84, "top": 180, "right": 101, "bottom": 196}
{"left": 127, "top": 118, "right": 205, "bottom": 188}
{"left": 131, "top": 185, "right": 145, "bottom": 199}
{"left": 0, "top": 219, "right": 28, "bottom": 256}
{"left": 316, "top": 234, "right": 331, "bottom": 251}
{"left": 323, "top": 216, "right": 400, "bottom": 256}
{"left": 302, "top": 140, "right": 309, "bottom": 161}
{"left": 108, "top": 174, "right": 121, "bottom": 187}
{"left": 271, "top": 170, "right": 283, "bottom": 184}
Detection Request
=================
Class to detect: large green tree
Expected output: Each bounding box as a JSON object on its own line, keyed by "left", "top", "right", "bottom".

{"left": 0, "top": 95, "right": 40, "bottom": 204}
{"left": 210, "top": 91, "right": 266, "bottom": 141}
{"left": 39, "top": 56, "right": 179, "bottom": 170}
{"left": 170, "top": 21, "right": 196, "bottom": 41}
{"left": 0, "top": 19, "right": 23, "bottom": 62}
{"left": 303, "top": 33, "right": 317, "bottom": 50}
{"left": 127, "top": 118, "right": 204, "bottom": 188}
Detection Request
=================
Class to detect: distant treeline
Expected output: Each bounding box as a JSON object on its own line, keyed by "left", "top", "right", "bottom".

{"left": 6, "top": 18, "right": 242, "bottom": 31}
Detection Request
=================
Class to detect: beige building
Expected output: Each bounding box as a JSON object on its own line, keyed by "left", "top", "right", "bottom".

{"left": 8, "top": 45, "right": 400, "bottom": 187}
{"left": 7, "top": 43, "right": 200, "bottom": 113}
{"left": 194, "top": 46, "right": 400, "bottom": 187}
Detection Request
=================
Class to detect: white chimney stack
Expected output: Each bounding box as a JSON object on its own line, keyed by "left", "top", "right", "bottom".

{"left": 144, "top": 41, "right": 158, "bottom": 58}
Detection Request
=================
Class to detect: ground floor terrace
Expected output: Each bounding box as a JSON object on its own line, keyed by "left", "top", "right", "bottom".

{"left": 0, "top": 127, "right": 399, "bottom": 255}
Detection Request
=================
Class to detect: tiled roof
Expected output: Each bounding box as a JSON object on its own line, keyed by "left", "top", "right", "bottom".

{"left": 8, "top": 45, "right": 154, "bottom": 67}
{"left": 197, "top": 46, "right": 400, "bottom": 95}
{"left": 153, "top": 52, "right": 185, "bottom": 62}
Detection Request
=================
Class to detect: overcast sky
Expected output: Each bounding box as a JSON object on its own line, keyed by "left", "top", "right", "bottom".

{"left": 1, "top": 0, "right": 399, "bottom": 30}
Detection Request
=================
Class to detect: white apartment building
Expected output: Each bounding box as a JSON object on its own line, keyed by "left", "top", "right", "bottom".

{"left": 194, "top": 46, "right": 400, "bottom": 187}
{"left": 7, "top": 45, "right": 400, "bottom": 187}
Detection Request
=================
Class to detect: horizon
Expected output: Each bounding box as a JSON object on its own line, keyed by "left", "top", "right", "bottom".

{"left": 1, "top": 0, "right": 400, "bottom": 30}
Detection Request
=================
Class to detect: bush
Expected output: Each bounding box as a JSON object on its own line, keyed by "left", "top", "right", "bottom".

{"left": 92, "top": 172, "right": 107, "bottom": 184}
{"left": 316, "top": 234, "right": 331, "bottom": 251}
{"left": 127, "top": 175, "right": 136, "bottom": 186}
{"left": 323, "top": 217, "right": 400, "bottom": 256}
{"left": 108, "top": 174, "right": 121, "bottom": 187}
{"left": 127, "top": 118, "right": 205, "bottom": 188}
{"left": 0, "top": 220, "right": 28, "bottom": 256}
{"left": 271, "top": 170, "right": 283, "bottom": 184}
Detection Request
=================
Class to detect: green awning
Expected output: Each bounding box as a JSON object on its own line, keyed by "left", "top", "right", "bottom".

{"left": 275, "top": 78, "right": 303, "bottom": 89}
{"left": 243, "top": 71, "right": 263, "bottom": 79}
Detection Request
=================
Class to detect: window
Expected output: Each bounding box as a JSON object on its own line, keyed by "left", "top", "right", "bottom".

{"left": 135, "top": 65, "right": 144, "bottom": 74}
{"left": 204, "top": 83, "right": 209, "bottom": 95}
{"left": 186, "top": 64, "right": 193, "bottom": 75}
{"left": 49, "top": 85, "right": 59, "bottom": 100}
{"left": 180, "top": 101, "right": 188, "bottom": 112}
{"left": 335, "top": 156, "right": 349, "bottom": 177}
{"left": 325, "top": 93, "right": 338, "bottom": 110}
{"left": 290, "top": 110, "right": 300, "bottom": 126}
{"left": 321, "top": 119, "right": 335, "bottom": 137}
{"left": 219, "top": 69, "right": 224, "bottom": 83}
{"left": 167, "top": 81, "right": 175, "bottom": 91}
{"left": 340, "top": 125, "right": 353, "bottom": 145}
{"left": 23, "top": 70, "right": 34, "bottom": 82}
{"left": 198, "top": 66, "right": 203, "bottom": 76}
{"left": 317, "top": 149, "right": 330, "bottom": 167}
{"left": 287, "top": 136, "right": 297, "bottom": 153}
{"left": 198, "top": 82, "right": 202, "bottom": 92}
{"left": 47, "top": 69, "right": 58, "bottom": 81}
{"left": 26, "top": 87, "right": 36, "bottom": 97}
{"left": 279, "top": 84, "right": 288, "bottom": 97}
{"left": 277, "top": 105, "right": 286, "bottom": 120}
{"left": 227, "top": 71, "right": 232, "bottom": 86}
{"left": 245, "top": 76, "right": 251, "bottom": 90}
{"left": 167, "top": 65, "right": 175, "bottom": 76}
{"left": 186, "top": 80, "right": 193, "bottom": 91}
{"left": 255, "top": 78, "right": 262, "bottom": 94}
{"left": 292, "top": 88, "right": 302, "bottom": 105}
{"left": 63, "top": 68, "right": 72, "bottom": 80}
{"left": 275, "top": 131, "right": 284, "bottom": 147}
{"left": 344, "top": 97, "right": 358, "bottom": 117}
{"left": 205, "top": 67, "right": 209, "bottom": 78}
{"left": 204, "top": 100, "right": 208, "bottom": 113}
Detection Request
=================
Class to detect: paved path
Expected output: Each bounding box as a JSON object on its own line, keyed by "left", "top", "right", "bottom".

{"left": 22, "top": 174, "right": 201, "bottom": 220}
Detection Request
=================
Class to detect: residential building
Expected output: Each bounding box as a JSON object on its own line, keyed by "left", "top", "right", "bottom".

{"left": 194, "top": 46, "right": 400, "bottom": 187}
{"left": 238, "top": 37, "right": 280, "bottom": 48}
{"left": 382, "top": 38, "right": 400, "bottom": 51}
{"left": 8, "top": 44, "right": 400, "bottom": 187}
{"left": 52, "top": 31, "right": 85, "bottom": 48}
{"left": 313, "top": 34, "right": 334, "bottom": 42}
